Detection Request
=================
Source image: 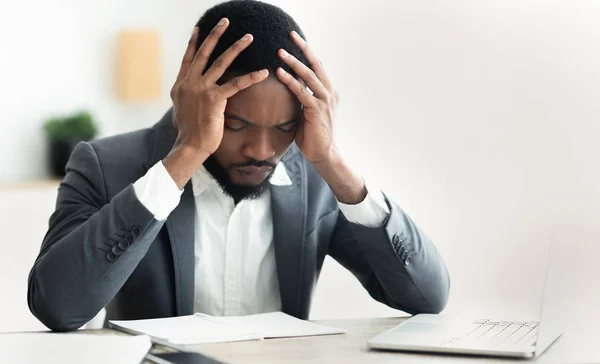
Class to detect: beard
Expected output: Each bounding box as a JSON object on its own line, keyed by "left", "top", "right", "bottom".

{"left": 203, "top": 154, "right": 276, "bottom": 203}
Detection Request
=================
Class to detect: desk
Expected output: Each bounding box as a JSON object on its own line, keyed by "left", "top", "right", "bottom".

{"left": 82, "top": 317, "right": 579, "bottom": 364}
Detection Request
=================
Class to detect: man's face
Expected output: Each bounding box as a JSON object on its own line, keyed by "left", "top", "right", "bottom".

{"left": 203, "top": 76, "right": 300, "bottom": 202}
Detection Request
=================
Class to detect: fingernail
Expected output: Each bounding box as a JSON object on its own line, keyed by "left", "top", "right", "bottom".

{"left": 279, "top": 67, "right": 287, "bottom": 74}
{"left": 261, "top": 69, "right": 269, "bottom": 75}
{"left": 218, "top": 18, "right": 226, "bottom": 26}
{"left": 242, "top": 34, "right": 251, "bottom": 41}
{"left": 280, "top": 49, "right": 290, "bottom": 58}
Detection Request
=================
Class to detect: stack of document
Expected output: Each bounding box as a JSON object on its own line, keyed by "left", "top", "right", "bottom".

{"left": 109, "top": 311, "right": 346, "bottom": 345}
{"left": 0, "top": 333, "right": 151, "bottom": 364}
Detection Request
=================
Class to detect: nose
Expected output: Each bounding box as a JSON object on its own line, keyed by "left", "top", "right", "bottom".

{"left": 242, "top": 129, "right": 276, "bottom": 161}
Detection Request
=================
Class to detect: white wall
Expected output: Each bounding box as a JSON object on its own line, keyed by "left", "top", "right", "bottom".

{"left": 2, "top": 0, "right": 600, "bottom": 330}
{"left": 0, "top": 0, "right": 212, "bottom": 331}
{"left": 0, "top": 186, "right": 58, "bottom": 331}
{"left": 259, "top": 0, "right": 600, "bottom": 320}
{"left": 0, "top": 0, "right": 202, "bottom": 181}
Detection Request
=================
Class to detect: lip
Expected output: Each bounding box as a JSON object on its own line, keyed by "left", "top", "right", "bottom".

{"left": 235, "top": 166, "right": 273, "bottom": 184}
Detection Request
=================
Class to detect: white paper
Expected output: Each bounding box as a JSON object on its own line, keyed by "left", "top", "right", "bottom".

{"left": 215, "top": 311, "right": 347, "bottom": 338}
{"left": 0, "top": 333, "right": 151, "bottom": 364}
{"left": 110, "top": 311, "right": 346, "bottom": 345}
{"left": 110, "top": 315, "right": 262, "bottom": 345}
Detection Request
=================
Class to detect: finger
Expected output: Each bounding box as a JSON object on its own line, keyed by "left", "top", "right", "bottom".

{"left": 218, "top": 69, "right": 270, "bottom": 98}
{"left": 175, "top": 27, "right": 200, "bottom": 84}
{"left": 290, "top": 30, "right": 332, "bottom": 90}
{"left": 189, "top": 17, "right": 229, "bottom": 76}
{"left": 275, "top": 67, "right": 319, "bottom": 107}
{"left": 203, "top": 33, "right": 254, "bottom": 83}
{"left": 278, "top": 48, "right": 328, "bottom": 100}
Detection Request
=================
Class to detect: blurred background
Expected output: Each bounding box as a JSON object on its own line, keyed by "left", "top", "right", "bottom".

{"left": 1, "top": 0, "right": 600, "bottom": 333}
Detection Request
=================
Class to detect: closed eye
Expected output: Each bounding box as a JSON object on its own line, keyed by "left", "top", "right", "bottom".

{"left": 276, "top": 122, "right": 297, "bottom": 133}
{"left": 224, "top": 119, "right": 248, "bottom": 132}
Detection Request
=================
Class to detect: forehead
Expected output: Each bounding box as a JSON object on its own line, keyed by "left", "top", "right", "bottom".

{"left": 225, "top": 76, "right": 300, "bottom": 126}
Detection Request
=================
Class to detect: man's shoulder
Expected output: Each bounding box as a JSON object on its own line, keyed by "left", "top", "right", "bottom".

{"left": 87, "top": 110, "right": 173, "bottom": 168}
{"left": 81, "top": 123, "right": 165, "bottom": 197}
{"left": 88, "top": 126, "right": 156, "bottom": 164}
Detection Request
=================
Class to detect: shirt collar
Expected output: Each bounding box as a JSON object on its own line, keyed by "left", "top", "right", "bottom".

{"left": 192, "top": 162, "right": 292, "bottom": 197}
{"left": 269, "top": 162, "right": 293, "bottom": 187}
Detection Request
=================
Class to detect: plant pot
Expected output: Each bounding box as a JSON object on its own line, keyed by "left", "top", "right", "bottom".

{"left": 48, "top": 139, "right": 82, "bottom": 177}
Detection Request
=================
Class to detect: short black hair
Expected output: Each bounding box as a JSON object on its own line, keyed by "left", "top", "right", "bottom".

{"left": 195, "top": 0, "right": 309, "bottom": 78}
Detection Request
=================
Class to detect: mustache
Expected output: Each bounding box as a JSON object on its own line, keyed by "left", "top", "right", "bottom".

{"left": 228, "top": 160, "right": 276, "bottom": 169}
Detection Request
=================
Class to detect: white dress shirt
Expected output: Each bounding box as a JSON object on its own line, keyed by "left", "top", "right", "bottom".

{"left": 133, "top": 160, "right": 389, "bottom": 316}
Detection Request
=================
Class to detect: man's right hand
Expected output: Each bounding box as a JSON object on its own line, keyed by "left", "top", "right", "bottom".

{"left": 164, "top": 18, "right": 269, "bottom": 189}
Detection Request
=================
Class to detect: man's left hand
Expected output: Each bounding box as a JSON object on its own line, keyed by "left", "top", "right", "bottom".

{"left": 276, "top": 32, "right": 367, "bottom": 205}
{"left": 276, "top": 31, "right": 339, "bottom": 166}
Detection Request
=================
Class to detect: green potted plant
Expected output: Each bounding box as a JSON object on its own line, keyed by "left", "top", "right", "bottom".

{"left": 43, "top": 110, "right": 99, "bottom": 177}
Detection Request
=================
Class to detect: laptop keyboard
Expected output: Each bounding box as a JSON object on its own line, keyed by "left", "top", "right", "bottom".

{"left": 445, "top": 319, "right": 539, "bottom": 348}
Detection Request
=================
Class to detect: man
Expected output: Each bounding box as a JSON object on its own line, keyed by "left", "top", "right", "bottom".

{"left": 28, "top": 0, "right": 450, "bottom": 331}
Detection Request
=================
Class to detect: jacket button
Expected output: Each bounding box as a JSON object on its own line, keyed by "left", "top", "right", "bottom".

{"left": 401, "top": 250, "right": 409, "bottom": 261}
{"left": 131, "top": 225, "right": 142, "bottom": 237}
{"left": 106, "top": 252, "right": 117, "bottom": 262}
{"left": 392, "top": 234, "right": 400, "bottom": 245}
{"left": 112, "top": 245, "right": 124, "bottom": 256}
{"left": 125, "top": 232, "right": 135, "bottom": 243}
{"left": 118, "top": 240, "right": 130, "bottom": 250}
{"left": 395, "top": 244, "right": 402, "bottom": 254}
{"left": 404, "top": 255, "right": 413, "bottom": 266}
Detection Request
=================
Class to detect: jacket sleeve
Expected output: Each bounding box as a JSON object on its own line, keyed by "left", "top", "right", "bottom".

{"left": 27, "top": 142, "right": 165, "bottom": 331}
{"left": 328, "top": 195, "right": 450, "bottom": 314}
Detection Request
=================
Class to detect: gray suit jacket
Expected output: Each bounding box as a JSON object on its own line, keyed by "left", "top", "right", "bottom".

{"left": 27, "top": 110, "right": 450, "bottom": 331}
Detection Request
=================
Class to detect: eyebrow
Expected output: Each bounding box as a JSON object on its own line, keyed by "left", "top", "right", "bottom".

{"left": 224, "top": 113, "right": 297, "bottom": 127}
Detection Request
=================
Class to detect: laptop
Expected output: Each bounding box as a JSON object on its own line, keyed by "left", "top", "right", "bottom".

{"left": 367, "top": 243, "right": 562, "bottom": 359}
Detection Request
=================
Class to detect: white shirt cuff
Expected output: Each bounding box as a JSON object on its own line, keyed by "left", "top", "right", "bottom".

{"left": 133, "top": 161, "right": 183, "bottom": 221}
{"left": 337, "top": 181, "right": 390, "bottom": 228}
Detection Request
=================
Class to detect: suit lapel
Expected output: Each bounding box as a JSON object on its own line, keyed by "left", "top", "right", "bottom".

{"left": 271, "top": 150, "right": 307, "bottom": 318}
{"left": 165, "top": 184, "right": 196, "bottom": 316}
{"left": 148, "top": 109, "right": 196, "bottom": 316}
